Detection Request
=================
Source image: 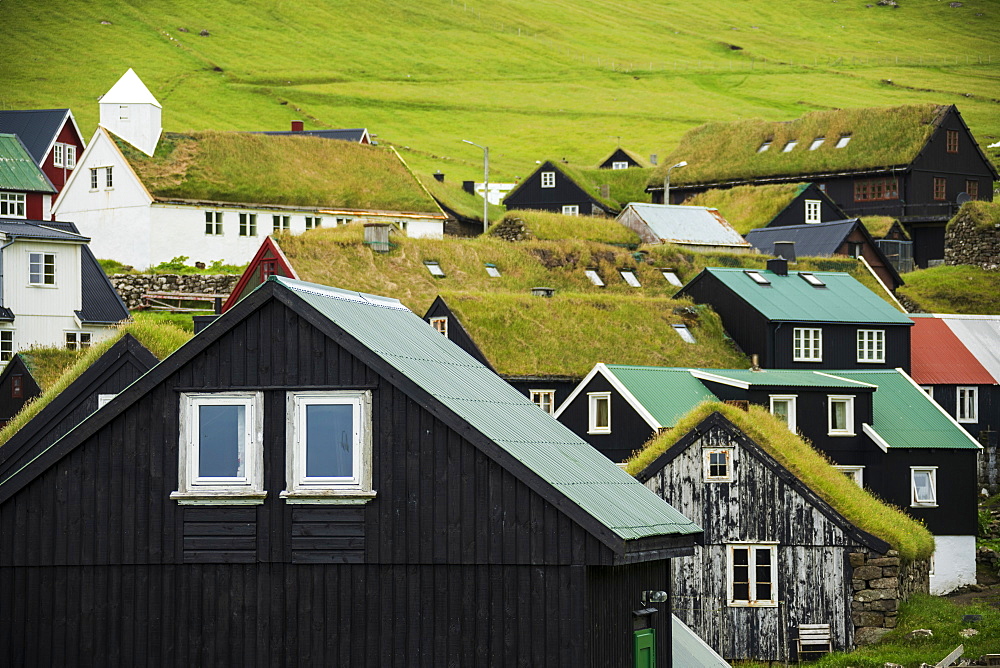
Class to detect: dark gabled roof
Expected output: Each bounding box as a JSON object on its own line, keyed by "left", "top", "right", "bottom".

{"left": 0, "top": 219, "right": 88, "bottom": 242}
{"left": 597, "top": 147, "right": 646, "bottom": 169}
{"left": 0, "top": 134, "right": 57, "bottom": 193}
{"left": 503, "top": 160, "right": 622, "bottom": 212}
{"left": 259, "top": 128, "right": 370, "bottom": 143}
{"left": 745, "top": 218, "right": 859, "bottom": 257}
{"left": 0, "top": 109, "right": 77, "bottom": 164}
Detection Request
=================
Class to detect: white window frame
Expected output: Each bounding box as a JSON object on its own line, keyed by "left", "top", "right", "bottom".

{"left": 834, "top": 465, "right": 865, "bottom": 487}
{"left": 661, "top": 270, "right": 682, "bottom": 287}
{"left": 540, "top": 171, "right": 556, "bottom": 188}
{"left": 305, "top": 216, "right": 322, "bottom": 230}
{"left": 90, "top": 168, "right": 99, "bottom": 190}
{"left": 561, "top": 205, "right": 579, "bottom": 216}
{"left": 769, "top": 394, "right": 797, "bottom": 433}
{"left": 53, "top": 143, "right": 65, "bottom": 168}
{"left": 727, "top": 543, "right": 778, "bottom": 607}
{"left": 835, "top": 135, "right": 851, "bottom": 148}
{"left": 272, "top": 214, "right": 290, "bottom": 232}
{"left": 205, "top": 211, "right": 223, "bottom": 235}
{"left": 530, "top": 390, "right": 556, "bottom": 415}
{"left": 0, "top": 330, "right": 12, "bottom": 362}
{"left": 281, "top": 390, "right": 374, "bottom": 503}
{"left": 65, "top": 331, "right": 92, "bottom": 351}
{"left": 921, "top": 385, "right": 934, "bottom": 398}
{"left": 703, "top": 448, "right": 734, "bottom": 482}
{"left": 484, "top": 263, "right": 501, "bottom": 278}
{"left": 0, "top": 192, "right": 26, "bottom": 218}
{"left": 584, "top": 269, "right": 605, "bottom": 287}
{"left": 804, "top": 199, "right": 821, "bottom": 223}
{"left": 828, "top": 395, "right": 855, "bottom": 436}
{"left": 97, "top": 393, "right": 117, "bottom": 409}
{"left": 104, "top": 166, "right": 113, "bottom": 189}
{"left": 620, "top": 270, "right": 641, "bottom": 287}
{"left": 856, "top": 329, "right": 885, "bottom": 363}
{"left": 28, "top": 251, "right": 56, "bottom": 286}
{"left": 910, "top": 467, "right": 937, "bottom": 507}
{"left": 65, "top": 144, "right": 76, "bottom": 168}
{"left": 672, "top": 324, "right": 696, "bottom": 344}
{"left": 757, "top": 141, "right": 771, "bottom": 153}
{"left": 793, "top": 328, "right": 822, "bottom": 362}
{"left": 172, "top": 392, "right": 265, "bottom": 503}
{"left": 611, "top": 161, "right": 629, "bottom": 170}
{"left": 588, "top": 392, "right": 611, "bottom": 434}
{"left": 957, "top": 386, "right": 978, "bottom": 423}
{"left": 782, "top": 140, "right": 798, "bottom": 153}
{"left": 238, "top": 212, "right": 257, "bottom": 237}
{"left": 809, "top": 138, "right": 825, "bottom": 151}
{"left": 429, "top": 316, "right": 448, "bottom": 336}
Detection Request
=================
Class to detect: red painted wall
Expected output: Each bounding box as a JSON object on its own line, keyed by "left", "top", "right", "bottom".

{"left": 40, "top": 119, "right": 84, "bottom": 194}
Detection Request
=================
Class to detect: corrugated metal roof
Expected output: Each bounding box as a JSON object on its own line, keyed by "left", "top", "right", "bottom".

{"left": 76, "top": 244, "right": 130, "bottom": 324}
{"left": 699, "top": 267, "right": 911, "bottom": 324}
{"left": 934, "top": 314, "right": 1000, "bottom": 383}
{"left": 694, "top": 368, "right": 875, "bottom": 388}
{"left": 621, "top": 203, "right": 750, "bottom": 247}
{"left": 277, "top": 277, "right": 702, "bottom": 541}
{"left": 0, "top": 134, "right": 56, "bottom": 193}
{"left": 745, "top": 219, "right": 857, "bottom": 257}
{"left": 832, "top": 369, "right": 980, "bottom": 450}
{"left": 909, "top": 316, "right": 995, "bottom": 385}
{"left": 0, "top": 109, "right": 70, "bottom": 164}
{"left": 605, "top": 365, "right": 718, "bottom": 427}
{"left": 673, "top": 615, "right": 731, "bottom": 667}
{"left": 0, "top": 219, "right": 87, "bottom": 241}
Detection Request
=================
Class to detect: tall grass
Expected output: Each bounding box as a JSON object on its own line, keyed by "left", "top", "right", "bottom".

{"left": 496, "top": 210, "right": 641, "bottom": 246}
{"left": 681, "top": 183, "right": 806, "bottom": 234}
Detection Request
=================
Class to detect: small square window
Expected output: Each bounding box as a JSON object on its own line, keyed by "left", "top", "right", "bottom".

{"left": 957, "top": 386, "right": 978, "bottom": 423}
{"left": 911, "top": 467, "right": 937, "bottom": 507}
{"left": 29, "top": 252, "right": 56, "bottom": 285}
{"left": 769, "top": 395, "right": 797, "bottom": 432}
{"left": 584, "top": 269, "right": 605, "bottom": 287}
{"left": 728, "top": 544, "right": 777, "bottom": 607}
{"left": 65, "top": 331, "right": 92, "bottom": 351}
{"left": 857, "top": 329, "right": 885, "bottom": 363}
{"left": 834, "top": 465, "right": 864, "bottom": 487}
{"left": 485, "top": 263, "right": 502, "bottom": 278}
{"left": 540, "top": 171, "right": 556, "bottom": 188}
{"left": 620, "top": 270, "right": 641, "bottom": 287}
{"left": 239, "top": 213, "right": 257, "bottom": 237}
{"left": 828, "top": 395, "right": 855, "bottom": 436}
{"left": 588, "top": 392, "right": 611, "bottom": 434}
{"left": 835, "top": 135, "right": 851, "bottom": 149}
{"left": 805, "top": 199, "right": 821, "bottom": 224}
{"left": 661, "top": 269, "right": 683, "bottom": 287}
{"left": 273, "top": 215, "right": 291, "bottom": 232}
{"left": 205, "top": 211, "right": 223, "bottom": 235}
{"left": 97, "top": 393, "right": 117, "bottom": 409}
{"left": 305, "top": 216, "right": 322, "bottom": 230}
{"left": 782, "top": 140, "right": 798, "bottom": 153}
{"left": 0, "top": 331, "right": 12, "bottom": 362}
{"left": 429, "top": 316, "right": 448, "bottom": 336}
{"left": 757, "top": 140, "right": 772, "bottom": 153}
{"left": 672, "top": 324, "right": 696, "bottom": 344}
{"left": 704, "top": 449, "right": 733, "bottom": 482}
{"left": 561, "top": 205, "right": 579, "bottom": 216}
{"left": 530, "top": 390, "right": 556, "bottom": 415}
{"left": 808, "top": 137, "right": 825, "bottom": 151}
{"left": 921, "top": 385, "right": 934, "bottom": 398}
{"left": 335, "top": 217, "right": 352, "bottom": 226}
{"left": 424, "top": 261, "right": 446, "bottom": 277}
{"left": 793, "top": 328, "right": 822, "bottom": 362}
{"left": 261, "top": 259, "right": 278, "bottom": 279}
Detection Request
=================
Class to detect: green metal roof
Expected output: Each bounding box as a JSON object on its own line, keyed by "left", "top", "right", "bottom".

{"left": 693, "top": 368, "right": 876, "bottom": 389}
{"left": 0, "top": 133, "right": 55, "bottom": 193}
{"left": 833, "top": 369, "right": 980, "bottom": 450}
{"left": 604, "top": 365, "right": 718, "bottom": 428}
{"left": 276, "top": 277, "right": 702, "bottom": 541}
{"left": 699, "top": 267, "right": 911, "bottom": 324}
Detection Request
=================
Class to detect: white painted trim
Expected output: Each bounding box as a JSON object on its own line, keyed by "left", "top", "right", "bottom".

{"left": 587, "top": 391, "right": 612, "bottom": 434}
{"left": 813, "top": 371, "right": 878, "bottom": 387}
{"left": 553, "top": 363, "right": 604, "bottom": 418}
{"left": 768, "top": 394, "right": 797, "bottom": 433}
{"left": 862, "top": 423, "right": 890, "bottom": 453}
{"left": 857, "top": 254, "right": 905, "bottom": 311}
{"left": 553, "top": 362, "right": 663, "bottom": 430}
{"left": 897, "top": 367, "right": 984, "bottom": 449}
{"left": 689, "top": 369, "right": 749, "bottom": 390}
{"left": 956, "top": 385, "right": 979, "bottom": 423}
{"left": 827, "top": 395, "right": 855, "bottom": 436}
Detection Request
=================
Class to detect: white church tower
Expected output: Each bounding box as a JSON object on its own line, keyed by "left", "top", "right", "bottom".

{"left": 99, "top": 68, "right": 162, "bottom": 156}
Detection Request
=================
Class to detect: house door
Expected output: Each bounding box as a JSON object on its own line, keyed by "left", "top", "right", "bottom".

{"left": 634, "top": 628, "right": 656, "bottom": 668}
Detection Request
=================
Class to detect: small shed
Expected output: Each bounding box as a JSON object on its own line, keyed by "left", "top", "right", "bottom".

{"left": 616, "top": 203, "right": 752, "bottom": 253}
{"left": 0, "top": 355, "right": 41, "bottom": 428}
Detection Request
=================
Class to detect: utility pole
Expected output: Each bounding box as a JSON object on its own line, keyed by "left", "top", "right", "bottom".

{"left": 463, "top": 139, "right": 489, "bottom": 234}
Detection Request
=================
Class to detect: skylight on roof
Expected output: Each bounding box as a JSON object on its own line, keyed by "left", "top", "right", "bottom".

{"left": 782, "top": 140, "right": 798, "bottom": 153}
{"left": 809, "top": 137, "right": 825, "bottom": 151}
{"left": 798, "top": 272, "right": 826, "bottom": 288}
{"left": 424, "top": 261, "right": 445, "bottom": 278}
{"left": 485, "top": 263, "right": 501, "bottom": 278}
{"left": 744, "top": 270, "right": 771, "bottom": 286}
{"left": 672, "top": 324, "right": 696, "bottom": 344}
{"left": 661, "top": 269, "right": 683, "bottom": 287}
{"left": 620, "top": 270, "right": 641, "bottom": 288}
{"left": 584, "top": 269, "right": 605, "bottom": 287}
{"left": 835, "top": 135, "right": 852, "bottom": 148}
{"left": 757, "top": 140, "right": 772, "bottom": 153}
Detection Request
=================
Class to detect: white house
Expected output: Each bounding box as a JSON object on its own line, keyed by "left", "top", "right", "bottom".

{"left": 53, "top": 70, "right": 447, "bottom": 269}
{"left": 0, "top": 220, "right": 128, "bottom": 363}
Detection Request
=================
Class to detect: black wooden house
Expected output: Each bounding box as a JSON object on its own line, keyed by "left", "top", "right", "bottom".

{"left": 0, "top": 355, "right": 41, "bottom": 428}
{"left": 598, "top": 147, "right": 645, "bottom": 170}
{"left": 0, "top": 276, "right": 703, "bottom": 667}
{"left": 503, "top": 160, "right": 620, "bottom": 216}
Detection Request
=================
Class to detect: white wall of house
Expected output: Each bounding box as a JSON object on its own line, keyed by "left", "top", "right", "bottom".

{"left": 100, "top": 101, "right": 161, "bottom": 157}
{"left": 929, "top": 534, "right": 976, "bottom": 595}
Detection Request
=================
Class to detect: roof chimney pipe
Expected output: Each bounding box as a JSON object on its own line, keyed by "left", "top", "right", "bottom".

{"left": 766, "top": 257, "right": 788, "bottom": 276}
{"left": 291, "top": 120, "right": 304, "bottom": 132}
{"left": 773, "top": 241, "right": 796, "bottom": 263}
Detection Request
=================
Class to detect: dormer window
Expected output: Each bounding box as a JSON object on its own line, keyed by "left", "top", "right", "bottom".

{"left": 619, "top": 269, "right": 641, "bottom": 287}
{"left": 835, "top": 135, "right": 851, "bottom": 148}
{"left": 782, "top": 140, "right": 798, "bottom": 153}
{"left": 485, "top": 263, "right": 501, "bottom": 278}
{"left": 757, "top": 140, "right": 772, "bottom": 153}
{"left": 611, "top": 161, "right": 629, "bottom": 170}
{"left": 541, "top": 171, "right": 556, "bottom": 188}
{"left": 808, "top": 137, "right": 825, "bottom": 151}
{"left": 584, "top": 269, "right": 605, "bottom": 287}
{"left": 424, "top": 261, "right": 446, "bottom": 278}
{"left": 798, "top": 272, "right": 826, "bottom": 288}
{"left": 672, "top": 324, "right": 696, "bottom": 343}
{"left": 744, "top": 270, "right": 770, "bottom": 286}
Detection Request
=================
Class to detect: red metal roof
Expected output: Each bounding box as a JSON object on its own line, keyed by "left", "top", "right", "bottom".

{"left": 910, "top": 316, "right": 995, "bottom": 385}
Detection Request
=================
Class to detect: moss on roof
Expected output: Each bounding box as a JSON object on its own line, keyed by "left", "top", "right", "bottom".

{"left": 20, "top": 349, "right": 79, "bottom": 391}
{"left": 113, "top": 131, "right": 442, "bottom": 213}
{"left": 861, "top": 216, "right": 908, "bottom": 240}
{"left": 680, "top": 183, "right": 808, "bottom": 234}
{"left": 947, "top": 199, "right": 1000, "bottom": 232}
{"left": 578, "top": 166, "right": 655, "bottom": 207}
{"left": 626, "top": 402, "right": 935, "bottom": 561}
{"left": 440, "top": 292, "right": 747, "bottom": 377}
{"left": 418, "top": 174, "right": 505, "bottom": 223}
{"left": 495, "top": 210, "right": 641, "bottom": 246}
{"left": 596, "top": 147, "right": 647, "bottom": 168}
{"left": 650, "top": 104, "right": 948, "bottom": 187}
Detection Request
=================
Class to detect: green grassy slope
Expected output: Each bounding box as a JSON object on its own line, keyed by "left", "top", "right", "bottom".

{"left": 2, "top": 0, "right": 997, "bottom": 183}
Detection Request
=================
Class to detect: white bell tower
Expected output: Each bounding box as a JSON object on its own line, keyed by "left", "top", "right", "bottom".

{"left": 99, "top": 68, "right": 162, "bottom": 156}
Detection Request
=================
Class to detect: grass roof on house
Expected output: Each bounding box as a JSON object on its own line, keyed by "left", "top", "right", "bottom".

{"left": 113, "top": 130, "right": 442, "bottom": 213}
{"left": 947, "top": 199, "right": 1000, "bottom": 232}
{"left": 419, "top": 174, "right": 506, "bottom": 223}
{"left": 438, "top": 292, "right": 747, "bottom": 377}
{"left": 0, "top": 320, "right": 191, "bottom": 446}
{"left": 19, "top": 349, "right": 80, "bottom": 392}
{"left": 861, "top": 216, "right": 907, "bottom": 240}
{"left": 625, "top": 401, "right": 935, "bottom": 561}
{"left": 897, "top": 264, "right": 1000, "bottom": 315}
{"left": 493, "top": 210, "right": 642, "bottom": 246}
{"left": 649, "top": 104, "right": 948, "bottom": 187}
{"left": 577, "top": 166, "right": 656, "bottom": 208}
{"left": 679, "top": 183, "right": 809, "bottom": 234}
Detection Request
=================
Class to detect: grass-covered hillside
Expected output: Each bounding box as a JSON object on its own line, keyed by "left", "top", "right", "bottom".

{"left": 2, "top": 0, "right": 997, "bottom": 182}
{"left": 898, "top": 265, "right": 1000, "bottom": 315}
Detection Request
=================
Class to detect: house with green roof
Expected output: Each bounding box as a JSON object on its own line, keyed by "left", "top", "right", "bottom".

{"left": 0, "top": 275, "right": 703, "bottom": 665}
{"left": 647, "top": 104, "right": 998, "bottom": 268}
{"left": 503, "top": 159, "right": 624, "bottom": 216}
{"left": 0, "top": 132, "right": 57, "bottom": 220}
{"left": 597, "top": 147, "right": 647, "bottom": 170}
{"left": 678, "top": 259, "right": 913, "bottom": 371}
{"left": 680, "top": 183, "right": 847, "bottom": 235}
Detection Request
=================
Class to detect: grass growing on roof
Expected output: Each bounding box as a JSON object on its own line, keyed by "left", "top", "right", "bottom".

{"left": 860, "top": 216, "right": 906, "bottom": 239}
{"left": 496, "top": 210, "right": 641, "bottom": 246}
{"left": 20, "top": 349, "right": 80, "bottom": 392}
{"left": 418, "top": 174, "right": 506, "bottom": 222}
{"left": 897, "top": 265, "right": 1000, "bottom": 315}
{"left": 680, "top": 183, "right": 807, "bottom": 234}
{"left": 577, "top": 166, "right": 656, "bottom": 208}
{"left": 625, "top": 401, "right": 935, "bottom": 561}
{"left": 947, "top": 199, "right": 1000, "bottom": 232}
{"left": 0, "top": 320, "right": 191, "bottom": 447}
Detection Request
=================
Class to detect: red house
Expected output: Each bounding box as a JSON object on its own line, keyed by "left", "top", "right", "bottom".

{"left": 0, "top": 133, "right": 56, "bottom": 220}
{"left": 0, "top": 109, "right": 85, "bottom": 199}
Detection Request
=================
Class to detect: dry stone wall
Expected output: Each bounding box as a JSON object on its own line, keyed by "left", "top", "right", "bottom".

{"left": 849, "top": 549, "right": 930, "bottom": 646}
{"left": 111, "top": 274, "right": 240, "bottom": 310}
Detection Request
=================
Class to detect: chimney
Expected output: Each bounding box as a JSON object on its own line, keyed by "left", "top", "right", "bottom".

{"left": 750, "top": 354, "right": 761, "bottom": 371}
{"left": 649, "top": 154, "right": 658, "bottom": 166}
{"left": 766, "top": 257, "right": 788, "bottom": 276}
{"left": 462, "top": 180, "right": 476, "bottom": 195}
{"left": 291, "top": 120, "right": 304, "bottom": 132}
{"left": 433, "top": 171, "right": 445, "bottom": 182}
{"left": 773, "top": 241, "right": 796, "bottom": 262}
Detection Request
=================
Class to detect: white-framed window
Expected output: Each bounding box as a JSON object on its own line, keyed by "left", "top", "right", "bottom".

{"left": 805, "top": 199, "right": 821, "bottom": 223}
{"left": 799, "top": 272, "right": 826, "bottom": 287}
{"left": 305, "top": 216, "right": 322, "bottom": 230}
{"left": 28, "top": 252, "right": 56, "bottom": 285}
{"left": 809, "top": 137, "right": 825, "bottom": 151}
{"left": 727, "top": 544, "right": 778, "bottom": 607}
{"left": 205, "top": 211, "right": 223, "bottom": 235}
{"left": 828, "top": 395, "right": 855, "bottom": 436}
{"left": 769, "top": 395, "right": 797, "bottom": 432}
{"left": 857, "top": 329, "right": 885, "bottom": 363}
{"left": 910, "top": 467, "right": 937, "bottom": 507}
{"left": 793, "top": 328, "right": 822, "bottom": 362}
{"left": 530, "top": 390, "right": 556, "bottom": 415}
{"left": 745, "top": 270, "right": 770, "bottom": 286}
{"left": 97, "top": 393, "right": 117, "bottom": 409}
{"left": 0, "top": 330, "right": 12, "bottom": 362}
{"left": 282, "top": 390, "right": 374, "bottom": 502}
{"left": 661, "top": 269, "right": 682, "bottom": 287}
{"left": 612, "top": 161, "right": 629, "bottom": 170}
{"left": 921, "top": 385, "right": 934, "bottom": 398}
{"left": 65, "top": 331, "right": 92, "bottom": 351}
{"left": 782, "top": 140, "right": 798, "bottom": 153}
{"left": 272, "top": 215, "right": 290, "bottom": 232}
{"left": 90, "top": 168, "right": 99, "bottom": 190}
{"left": 561, "top": 205, "right": 579, "bottom": 216}
{"left": 335, "top": 217, "right": 352, "bottom": 226}
{"left": 239, "top": 213, "right": 257, "bottom": 237}
{"left": 540, "top": 171, "right": 556, "bottom": 188}
{"left": 66, "top": 144, "right": 76, "bottom": 168}
{"left": 703, "top": 448, "right": 733, "bottom": 482}
{"left": 584, "top": 269, "right": 604, "bottom": 287}
{"left": 757, "top": 140, "right": 771, "bottom": 153}
{"left": 53, "top": 143, "right": 65, "bottom": 168}
{"left": 424, "top": 261, "right": 446, "bottom": 277}
{"left": 104, "top": 166, "right": 113, "bottom": 188}
{"left": 957, "top": 386, "right": 978, "bottom": 423}
{"left": 588, "top": 392, "right": 611, "bottom": 434}
{"left": 0, "top": 192, "right": 26, "bottom": 218}
{"left": 172, "top": 392, "right": 265, "bottom": 502}
{"left": 429, "top": 316, "right": 448, "bottom": 336}
{"left": 620, "top": 270, "right": 641, "bottom": 287}
{"left": 835, "top": 465, "right": 864, "bottom": 486}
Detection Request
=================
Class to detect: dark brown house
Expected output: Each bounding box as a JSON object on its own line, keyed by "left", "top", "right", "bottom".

{"left": 0, "top": 355, "right": 40, "bottom": 428}
{"left": 503, "top": 160, "right": 620, "bottom": 216}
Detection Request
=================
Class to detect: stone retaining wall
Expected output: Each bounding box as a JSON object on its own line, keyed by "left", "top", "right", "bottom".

{"left": 945, "top": 213, "right": 1000, "bottom": 270}
{"left": 850, "top": 549, "right": 930, "bottom": 646}
{"left": 111, "top": 274, "right": 240, "bottom": 310}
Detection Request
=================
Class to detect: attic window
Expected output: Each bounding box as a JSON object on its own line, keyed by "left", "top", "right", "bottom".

{"left": 612, "top": 161, "right": 629, "bottom": 170}
{"left": 673, "top": 324, "right": 696, "bottom": 344}
{"left": 620, "top": 269, "right": 641, "bottom": 287}
{"left": 541, "top": 171, "right": 556, "bottom": 188}
{"left": 782, "top": 140, "right": 798, "bottom": 153}
{"left": 744, "top": 270, "right": 770, "bottom": 286}
{"left": 485, "top": 263, "right": 502, "bottom": 278}
{"left": 798, "top": 272, "right": 826, "bottom": 288}
{"left": 424, "top": 261, "right": 446, "bottom": 278}
{"left": 661, "top": 269, "right": 683, "bottom": 287}
{"left": 429, "top": 317, "right": 448, "bottom": 336}
{"left": 757, "top": 140, "right": 772, "bottom": 153}
{"left": 835, "top": 135, "right": 851, "bottom": 149}
{"left": 809, "top": 137, "right": 825, "bottom": 151}
{"left": 584, "top": 269, "right": 605, "bottom": 287}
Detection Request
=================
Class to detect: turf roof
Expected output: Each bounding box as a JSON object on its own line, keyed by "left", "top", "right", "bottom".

{"left": 680, "top": 183, "right": 809, "bottom": 235}
{"left": 625, "top": 402, "right": 936, "bottom": 561}
{"left": 504, "top": 160, "right": 622, "bottom": 212}
{"left": 860, "top": 216, "right": 907, "bottom": 240}
{"left": 111, "top": 130, "right": 442, "bottom": 213}
{"left": 419, "top": 173, "right": 505, "bottom": 222}
{"left": 649, "top": 104, "right": 949, "bottom": 187}
{"left": 494, "top": 210, "right": 641, "bottom": 246}
{"left": 577, "top": 166, "right": 655, "bottom": 208}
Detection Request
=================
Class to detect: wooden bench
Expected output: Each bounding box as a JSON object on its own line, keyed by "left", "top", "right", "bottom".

{"left": 797, "top": 623, "right": 832, "bottom": 660}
